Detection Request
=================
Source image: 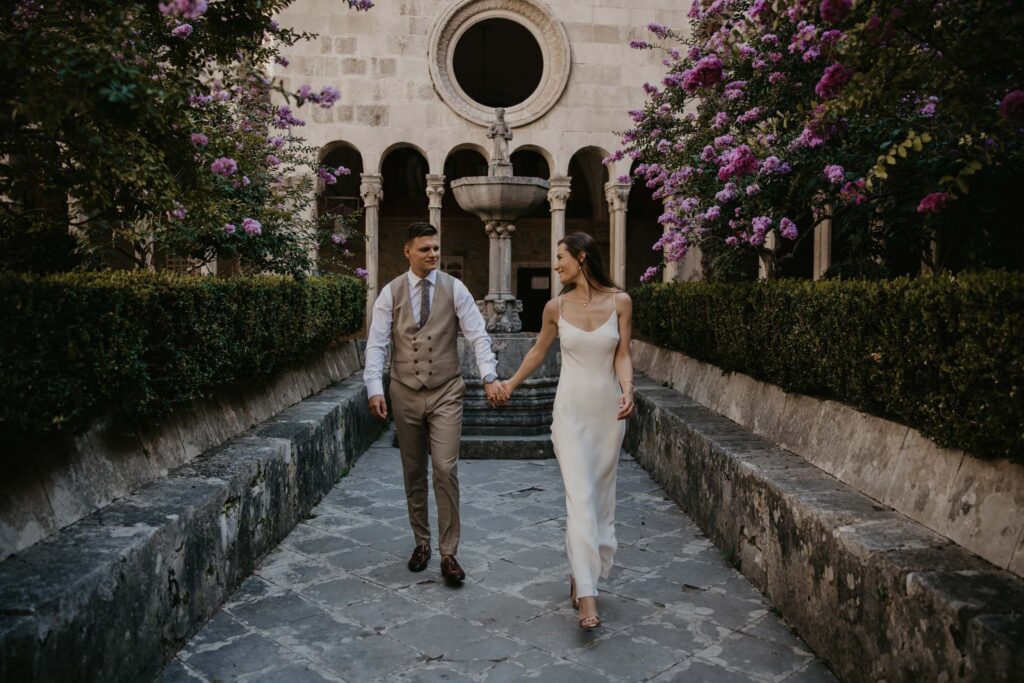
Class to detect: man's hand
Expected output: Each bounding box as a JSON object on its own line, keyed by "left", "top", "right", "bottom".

{"left": 368, "top": 394, "right": 388, "bottom": 420}
{"left": 484, "top": 380, "right": 509, "bottom": 407}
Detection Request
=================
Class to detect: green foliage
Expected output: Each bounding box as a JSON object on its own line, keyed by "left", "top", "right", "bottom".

{"left": 0, "top": 271, "right": 366, "bottom": 440}
{"left": 625, "top": 0, "right": 1024, "bottom": 276}
{"left": 632, "top": 273, "right": 1024, "bottom": 460}
{"left": 0, "top": 1, "right": 362, "bottom": 274}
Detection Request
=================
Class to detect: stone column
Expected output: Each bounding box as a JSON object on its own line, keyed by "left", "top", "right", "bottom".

{"left": 547, "top": 175, "right": 571, "bottom": 299}
{"left": 604, "top": 182, "right": 630, "bottom": 285}
{"left": 359, "top": 173, "right": 383, "bottom": 326}
{"left": 813, "top": 218, "right": 832, "bottom": 280}
{"left": 426, "top": 174, "right": 445, "bottom": 248}
{"left": 481, "top": 220, "right": 523, "bottom": 333}
{"left": 758, "top": 231, "right": 778, "bottom": 280}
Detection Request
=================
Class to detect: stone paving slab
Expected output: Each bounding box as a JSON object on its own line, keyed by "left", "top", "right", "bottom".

{"left": 159, "top": 430, "right": 837, "bottom": 683}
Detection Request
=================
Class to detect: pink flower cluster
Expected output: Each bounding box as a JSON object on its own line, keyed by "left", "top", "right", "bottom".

{"left": 682, "top": 55, "right": 724, "bottom": 92}
{"left": 297, "top": 85, "right": 341, "bottom": 108}
{"left": 818, "top": 0, "right": 851, "bottom": 24}
{"left": 318, "top": 165, "right": 351, "bottom": 185}
{"left": 159, "top": 0, "right": 207, "bottom": 19}
{"left": 1000, "top": 90, "right": 1024, "bottom": 122}
{"left": 814, "top": 63, "right": 852, "bottom": 100}
{"left": 242, "top": 218, "right": 262, "bottom": 235}
{"left": 717, "top": 145, "right": 759, "bottom": 181}
{"left": 917, "top": 192, "right": 951, "bottom": 214}
{"left": 210, "top": 157, "right": 238, "bottom": 176}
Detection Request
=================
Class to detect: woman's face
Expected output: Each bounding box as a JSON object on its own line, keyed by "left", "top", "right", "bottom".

{"left": 554, "top": 245, "right": 583, "bottom": 285}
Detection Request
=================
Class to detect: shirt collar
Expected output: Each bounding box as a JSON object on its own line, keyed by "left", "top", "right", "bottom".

{"left": 407, "top": 269, "right": 438, "bottom": 287}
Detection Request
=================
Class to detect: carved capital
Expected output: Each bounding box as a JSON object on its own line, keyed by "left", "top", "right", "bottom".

{"left": 359, "top": 173, "right": 383, "bottom": 208}
{"left": 425, "top": 174, "right": 446, "bottom": 208}
{"left": 604, "top": 182, "right": 631, "bottom": 212}
{"left": 547, "top": 175, "right": 572, "bottom": 211}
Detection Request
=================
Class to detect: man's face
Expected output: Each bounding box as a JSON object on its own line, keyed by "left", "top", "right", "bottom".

{"left": 404, "top": 235, "right": 440, "bottom": 275}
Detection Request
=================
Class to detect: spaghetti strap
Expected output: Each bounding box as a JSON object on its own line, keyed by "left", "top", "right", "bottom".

{"left": 557, "top": 294, "right": 563, "bottom": 321}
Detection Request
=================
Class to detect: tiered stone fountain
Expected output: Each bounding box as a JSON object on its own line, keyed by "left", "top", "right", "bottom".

{"left": 452, "top": 110, "right": 560, "bottom": 457}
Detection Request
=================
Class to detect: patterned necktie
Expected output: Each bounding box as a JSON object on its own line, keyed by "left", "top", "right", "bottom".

{"left": 418, "top": 278, "right": 432, "bottom": 328}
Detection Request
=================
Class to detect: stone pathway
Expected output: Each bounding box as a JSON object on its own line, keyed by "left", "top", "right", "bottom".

{"left": 159, "top": 430, "right": 837, "bottom": 682}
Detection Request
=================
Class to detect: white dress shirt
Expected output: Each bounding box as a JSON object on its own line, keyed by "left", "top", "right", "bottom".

{"left": 363, "top": 269, "right": 497, "bottom": 398}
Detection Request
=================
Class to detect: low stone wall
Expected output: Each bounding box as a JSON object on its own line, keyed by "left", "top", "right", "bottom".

{"left": 627, "top": 379, "right": 1024, "bottom": 683}
{"left": 631, "top": 340, "right": 1024, "bottom": 578}
{"left": 0, "top": 375, "right": 382, "bottom": 683}
{"left": 1, "top": 341, "right": 364, "bottom": 561}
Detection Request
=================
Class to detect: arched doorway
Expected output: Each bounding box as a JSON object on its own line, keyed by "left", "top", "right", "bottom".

{"left": 317, "top": 143, "right": 364, "bottom": 275}
{"left": 441, "top": 147, "right": 490, "bottom": 299}
{"left": 565, "top": 147, "right": 611, "bottom": 278}
{"left": 625, "top": 160, "right": 663, "bottom": 288}
{"left": 510, "top": 147, "right": 552, "bottom": 332}
{"left": 379, "top": 146, "right": 430, "bottom": 286}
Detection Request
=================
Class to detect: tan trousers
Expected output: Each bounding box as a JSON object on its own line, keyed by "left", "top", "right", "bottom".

{"left": 389, "top": 374, "right": 466, "bottom": 556}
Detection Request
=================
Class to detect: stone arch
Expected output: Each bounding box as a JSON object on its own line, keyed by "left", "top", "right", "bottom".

{"left": 377, "top": 146, "right": 431, "bottom": 286}
{"left": 566, "top": 146, "right": 610, "bottom": 221}
{"left": 511, "top": 144, "right": 554, "bottom": 179}
{"left": 564, "top": 146, "right": 612, "bottom": 267}
{"left": 625, "top": 158, "right": 664, "bottom": 287}
{"left": 375, "top": 141, "right": 432, "bottom": 175}
{"left": 445, "top": 142, "right": 490, "bottom": 167}
{"left": 441, "top": 147, "right": 491, "bottom": 295}
{"left": 317, "top": 142, "right": 365, "bottom": 275}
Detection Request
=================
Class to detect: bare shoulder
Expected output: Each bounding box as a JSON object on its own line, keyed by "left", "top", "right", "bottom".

{"left": 543, "top": 297, "right": 560, "bottom": 320}
{"left": 613, "top": 290, "right": 633, "bottom": 312}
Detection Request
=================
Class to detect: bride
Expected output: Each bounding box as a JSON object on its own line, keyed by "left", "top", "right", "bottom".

{"left": 501, "top": 231, "right": 635, "bottom": 630}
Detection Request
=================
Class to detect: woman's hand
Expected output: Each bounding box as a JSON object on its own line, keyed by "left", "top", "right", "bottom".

{"left": 616, "top": 388, "right": 635, "bottom": 420}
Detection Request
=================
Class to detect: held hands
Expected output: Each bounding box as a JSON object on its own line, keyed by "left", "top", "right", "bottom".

{"left": 485, "top": 379, "right": 511, "bottom": 407}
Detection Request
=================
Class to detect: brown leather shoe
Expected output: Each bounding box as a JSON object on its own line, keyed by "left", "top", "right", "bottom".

{"left": 408, "top": 544, "right": 431, "bottom": 572}
{"left": 440, "top": 554, "right": 465, "bottom": 583}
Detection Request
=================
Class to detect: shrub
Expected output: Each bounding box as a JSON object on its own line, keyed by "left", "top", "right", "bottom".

{"left": 0, "top": 271, "right": 366, "bottom": 440}
{"left": 621, "top": 1, "right": 1024, "bottom": 278}
{"left": 632, "top": 272, "right": 1024, "bottom": 460}
{"left": 0, "top": 1, "right": 371, "bottom": 275}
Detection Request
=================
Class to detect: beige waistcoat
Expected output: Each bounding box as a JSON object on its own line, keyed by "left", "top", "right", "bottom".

{"left": 389, "top": 271, "right": 461, "bottom": 390}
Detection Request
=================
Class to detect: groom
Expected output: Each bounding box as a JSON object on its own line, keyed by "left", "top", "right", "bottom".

{"left": 364, "top": 222, "right": 507, "bottom": 583}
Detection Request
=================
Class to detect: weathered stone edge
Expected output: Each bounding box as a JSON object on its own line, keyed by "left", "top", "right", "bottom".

{"left": 627, "top": 379, "right": 1024, "bottom": 683}
{"left": 1, "top": 341, "right": 364, "bottom": 562}
{"left": 631, "top": 339, "right": 1024, "bottom": 577}
{"left": 0, "top": 376, "right": 383, "bottom": 683}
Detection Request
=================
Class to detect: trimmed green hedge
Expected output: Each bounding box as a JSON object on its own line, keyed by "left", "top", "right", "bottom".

{"left": 0, "top": 272, "right": 366, "bottom": 440}
{"left": 632, "top": 272, "right": 1024, "bottom": 460}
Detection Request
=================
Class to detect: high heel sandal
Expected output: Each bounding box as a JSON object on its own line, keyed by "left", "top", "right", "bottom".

{"left": 570, "top": 576, "right": 602, "bottom": 630}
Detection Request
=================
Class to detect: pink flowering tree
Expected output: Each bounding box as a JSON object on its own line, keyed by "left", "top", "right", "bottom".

{"left": 621, "top": 0, "right": 1024, "bottom": 281}
{"left": 0, "top": 0, "right": 372, "bottom": 275}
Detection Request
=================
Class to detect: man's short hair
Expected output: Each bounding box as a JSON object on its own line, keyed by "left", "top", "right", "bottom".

{"left": 405, "top": 222, "right": 438, "bottom": 243}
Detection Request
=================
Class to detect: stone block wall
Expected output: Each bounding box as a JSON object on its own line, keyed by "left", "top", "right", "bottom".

{"left": 0, "top": 342, "right": 365, "bottom": 561}
{"left": 631, "top": 339, "right": 1024, "bottom": 578}
{"left": 626, "top": 380, "right": 1024, "bottom": 683}
{"left": 274, "top": 0, "right": 692, "bottom": 177}
{"left": 0, "top": 377, "right": 383, "bottom": 683}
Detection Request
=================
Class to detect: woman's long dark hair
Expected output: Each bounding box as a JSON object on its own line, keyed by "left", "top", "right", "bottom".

{"left": 558, "top": 232, "right": 621, "bottom": 295}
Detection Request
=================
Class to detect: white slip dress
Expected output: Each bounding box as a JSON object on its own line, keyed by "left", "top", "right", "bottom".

{"left": 551, "top": 295, "right": 625, "bottom": 598}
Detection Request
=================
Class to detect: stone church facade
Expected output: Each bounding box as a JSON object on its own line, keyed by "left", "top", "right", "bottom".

{"left": 276, "top": 0, "right": 696, "bottom": 330}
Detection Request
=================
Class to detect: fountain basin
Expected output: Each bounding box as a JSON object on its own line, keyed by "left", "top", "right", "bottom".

{"left": 450, "top": 176, "right": 550, "bottom": 221}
